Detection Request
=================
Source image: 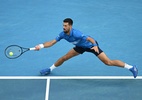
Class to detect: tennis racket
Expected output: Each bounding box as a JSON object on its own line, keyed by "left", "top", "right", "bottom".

{"left": 5, "top": 45, "right": 36, "bottom": 59}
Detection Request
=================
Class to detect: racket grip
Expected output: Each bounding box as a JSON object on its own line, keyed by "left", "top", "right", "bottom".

{"left": 29, "top": 47, "right": 36, "bottom": 50}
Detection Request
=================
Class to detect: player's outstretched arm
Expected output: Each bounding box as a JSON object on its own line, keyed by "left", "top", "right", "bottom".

{"left": 43, "top": 39, "right": 57, "bottom": 48}
{"left": 35, "top": 39, "right": 57, "bottom": 50}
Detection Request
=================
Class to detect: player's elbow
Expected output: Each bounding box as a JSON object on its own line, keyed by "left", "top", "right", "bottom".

{"left": 87, "top": 37, "right": 95, "bottom": 43}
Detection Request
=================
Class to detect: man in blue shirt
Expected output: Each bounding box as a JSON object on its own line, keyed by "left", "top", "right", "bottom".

{"left": 35, "top": 18, "right": 138, "bottom": 78}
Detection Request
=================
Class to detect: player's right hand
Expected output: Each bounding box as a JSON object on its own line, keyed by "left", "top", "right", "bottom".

{"left": 35, "top": 44, "right": 44, "bottom": 51}
{"left": 35, "top": 45, "right": 41, "bottom": 51}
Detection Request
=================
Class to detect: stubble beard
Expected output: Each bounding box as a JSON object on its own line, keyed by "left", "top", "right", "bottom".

{"left": 63, "top": 29, "right": 70, "bottom": 34}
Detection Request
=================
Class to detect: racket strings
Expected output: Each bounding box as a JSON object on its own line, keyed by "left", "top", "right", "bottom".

{"left": 5, "top": 46, "right": 23, "bottom": 59}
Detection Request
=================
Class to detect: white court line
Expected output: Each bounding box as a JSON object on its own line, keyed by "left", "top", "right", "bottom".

{"left": 45, "top": 79, "right": 50, "bottom": 100}
{"left": 0, "top": 76, "right": 142, "bottom": 79}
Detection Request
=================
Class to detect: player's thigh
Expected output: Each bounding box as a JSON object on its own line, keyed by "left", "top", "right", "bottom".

{"left": 64, "top": 49, "right": 80, "bottom": 59}
{"left": 97, "top": 52, "right": 111, "bottom": 64}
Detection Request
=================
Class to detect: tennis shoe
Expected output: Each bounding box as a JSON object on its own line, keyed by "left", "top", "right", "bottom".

{"left": 40, "top": 68, "right": 51, "bottom": 75}
{"left": 129, "top": 65, "right": 138, "bottom": 78}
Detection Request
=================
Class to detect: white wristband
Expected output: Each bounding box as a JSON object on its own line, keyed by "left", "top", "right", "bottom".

{"left": 39, "top": 44, "right": 44, "bottom": 49}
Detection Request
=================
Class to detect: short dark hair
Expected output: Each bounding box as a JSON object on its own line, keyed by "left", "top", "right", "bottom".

{"left": 63, "top": 18, "right": 73, "bottom": 25}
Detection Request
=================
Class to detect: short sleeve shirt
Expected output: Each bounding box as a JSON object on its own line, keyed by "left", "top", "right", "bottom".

{"left": 55, "top": 28, "right": 94, "bottom": 48}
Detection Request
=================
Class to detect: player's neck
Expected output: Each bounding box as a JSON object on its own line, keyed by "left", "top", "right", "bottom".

{"left": 66, "top": 28, "right": 72, "bottom": 35}
{"left": 66, "top": 32, "right": 70, "bottom": 35}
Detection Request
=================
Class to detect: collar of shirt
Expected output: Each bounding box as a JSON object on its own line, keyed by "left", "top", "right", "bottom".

{"left": 69, "top": 28, "right": 73, "bottom": 36}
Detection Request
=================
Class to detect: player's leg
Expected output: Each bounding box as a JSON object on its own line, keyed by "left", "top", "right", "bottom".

{"left": 97, "top": 52, "right": 125, "bottom": 67}
{"left": 97, "top": 52, "right": 138, "bottom": 78}
{"left": 40, "top": 49, "right": 80, "bottom": 75}
{"left": 54, "top": 49, "right": 80, "bottom": 67}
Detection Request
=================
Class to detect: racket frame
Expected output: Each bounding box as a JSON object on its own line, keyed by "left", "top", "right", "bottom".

{"left": 5, "top": 45, "right": 32, "bottom": 59}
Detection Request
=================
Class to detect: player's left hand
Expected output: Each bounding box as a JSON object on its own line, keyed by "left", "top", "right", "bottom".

{"left": 91, "top": 46, "right": 99, "bottom": 54}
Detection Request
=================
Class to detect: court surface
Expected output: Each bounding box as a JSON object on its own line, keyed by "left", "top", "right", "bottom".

{"left": 1, "top": 78, "right": 142, "bottom": 100}
{"left": 0, "top": 79, "right": 46, "bottom": 100}
{"left": 0, "top": 0, "right": 142, "bottom": 76}
{"left": 49, "top": 79, "right": 142, "bottom": 100}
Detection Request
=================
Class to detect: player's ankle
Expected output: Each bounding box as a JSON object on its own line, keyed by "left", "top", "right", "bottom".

{"left": 50, "top": 64, "right": 57, "bottom": 71}
{"left": 124, "top": 63, "right": 133, "bottom": 69}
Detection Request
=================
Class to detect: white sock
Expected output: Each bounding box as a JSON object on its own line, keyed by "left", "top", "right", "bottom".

{"left": 124, "top": 63, "right": 133, "bottom": 69}
{"left": 50, "top": 64, "right": 56, "bottom": 71}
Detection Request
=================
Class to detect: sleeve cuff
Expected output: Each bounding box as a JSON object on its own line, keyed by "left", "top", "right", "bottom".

{"left": 93, "top": 44, "right": 98, "bottom": 46}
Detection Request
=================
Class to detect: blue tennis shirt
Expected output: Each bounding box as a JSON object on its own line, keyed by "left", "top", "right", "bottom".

{"left": 55, "top": 28, "right": 96, "bottom": 48}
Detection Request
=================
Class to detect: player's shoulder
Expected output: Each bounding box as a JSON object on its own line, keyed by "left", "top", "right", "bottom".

{"left": 72, "top": 28, "right": 83, "bottom": 37}
{"left": 72, "top": 29, "right": 82, "bottom": 35}
{"left": 72, "top": 28, "right": 82, "bottom": 33}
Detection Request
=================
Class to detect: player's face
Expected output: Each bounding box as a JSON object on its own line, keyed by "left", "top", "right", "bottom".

{"left": 63, "top": 22, "right": 72, "bottom": 34}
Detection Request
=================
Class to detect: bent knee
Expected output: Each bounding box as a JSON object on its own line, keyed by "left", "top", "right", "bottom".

{"left": 103, "top": 60, "right": 113, "bottom": 66}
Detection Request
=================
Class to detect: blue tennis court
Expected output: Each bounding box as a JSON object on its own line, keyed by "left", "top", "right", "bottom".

{"left": 0, "top": 79, "right": 46, "bottom": 100}
{"left": 49, "top": 79, "right": 142, "bottom": 100}
{"left": 1, "top": 78, "right": 142, "bottom": 100}
{"left": 0, "top": 0, "right": 142, "bottom": 76}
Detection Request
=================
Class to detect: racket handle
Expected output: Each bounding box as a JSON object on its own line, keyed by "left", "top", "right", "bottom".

{"left": 29, "top": 47, "right": 36, "bottom": 50}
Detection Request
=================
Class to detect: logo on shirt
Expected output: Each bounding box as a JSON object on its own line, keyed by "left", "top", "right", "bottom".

{"left": 71, "top": 40, "right": 80, "bottom": 45}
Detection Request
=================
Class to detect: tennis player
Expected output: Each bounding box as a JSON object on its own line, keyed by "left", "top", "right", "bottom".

{"left": 35, "top": 18, "right": 138, "bottom": 78}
